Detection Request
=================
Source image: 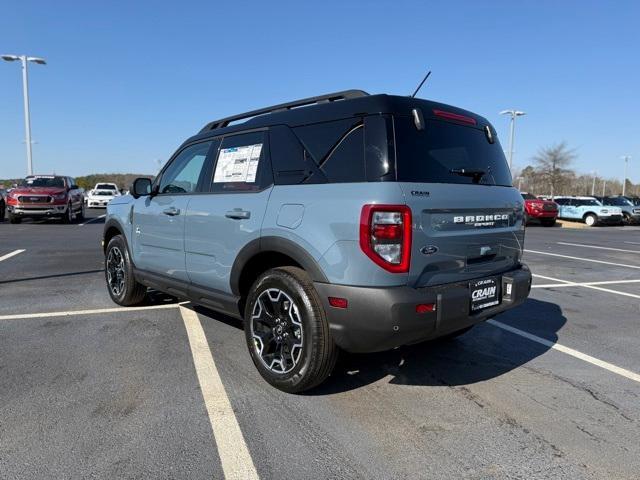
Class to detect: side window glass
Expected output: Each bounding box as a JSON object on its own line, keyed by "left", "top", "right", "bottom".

{"left": 319, "top": 125, "right": 365, "bottom": 183}
{"left": 269, "top": 125, "right": 327, "bottom": 185}
{"left": 211, "top": 131, "right": 271, "bottom": 193}
{"left": 159, "top": 141, "right": 212, "bottom": 194}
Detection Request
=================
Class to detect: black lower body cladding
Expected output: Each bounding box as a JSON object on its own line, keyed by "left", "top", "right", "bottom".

{"left": 314, "top": 265, "right": 532, "bottom": 353}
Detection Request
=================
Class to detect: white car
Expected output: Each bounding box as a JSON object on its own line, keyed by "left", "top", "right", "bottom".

{"left": 85, "top": 183, "right": 121, "bottom": 208}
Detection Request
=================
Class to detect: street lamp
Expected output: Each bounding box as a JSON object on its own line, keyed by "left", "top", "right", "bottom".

{"left": 500, "top": 109, "right": 526, "bottom": 171}
{"left": 621, "top": 155, "right": 631, "bottom": 196}
{"left": 2, "top": 54, "right": 47, "bottom": 176}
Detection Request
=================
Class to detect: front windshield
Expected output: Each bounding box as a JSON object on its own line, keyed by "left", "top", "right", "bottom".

{"left": 19, "top": 176, "right": 65, "bottom": 188}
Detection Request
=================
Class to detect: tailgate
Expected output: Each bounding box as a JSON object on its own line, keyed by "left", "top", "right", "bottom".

{"left": 399, "top": 183, "right": 525, "bottom": 287}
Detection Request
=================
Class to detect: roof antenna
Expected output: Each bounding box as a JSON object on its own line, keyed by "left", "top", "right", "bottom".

{"left": 410, "top": 70, "right": 431, "bottom": 98}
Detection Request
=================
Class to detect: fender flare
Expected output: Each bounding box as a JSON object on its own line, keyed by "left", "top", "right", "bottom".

{"left": 230, "top": 236, "right": 328, "bottom": 296}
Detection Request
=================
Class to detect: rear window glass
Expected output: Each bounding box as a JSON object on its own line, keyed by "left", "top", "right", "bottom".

{"left": 96, "top": 184, "right": 116, "bottom": 190}
{"left": 394, "top": 117, "right": 512, "bottom": 186}
{"left": 521, "top": 193, "right": 537, "bottom": 200}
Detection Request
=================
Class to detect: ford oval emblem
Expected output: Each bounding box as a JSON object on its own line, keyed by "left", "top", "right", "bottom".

{"left": 420, "top": 245, "right": 439, "bottom": 255}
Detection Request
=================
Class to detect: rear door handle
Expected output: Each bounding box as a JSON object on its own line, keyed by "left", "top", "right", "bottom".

{"left": 225, "top": 209, "right": 251, "bottom": 220}
{"left": 162, "top": 207, "right": 180, "bottom": 216}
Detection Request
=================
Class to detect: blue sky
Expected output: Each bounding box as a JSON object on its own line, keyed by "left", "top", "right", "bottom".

{"left": 1, "top": 1, "right": 638, "bottom": 183}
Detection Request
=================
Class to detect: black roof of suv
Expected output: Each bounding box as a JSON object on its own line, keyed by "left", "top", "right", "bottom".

{"left": 188, "top": 90, "right": 494, "bottom": 144}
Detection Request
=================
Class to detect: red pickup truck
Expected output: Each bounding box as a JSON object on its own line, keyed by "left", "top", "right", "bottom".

{"left": 5, "top": 175, "right": 85, "bottom": 224}
{"left": 521, "top": 192, "right": 558, "bottom": 226}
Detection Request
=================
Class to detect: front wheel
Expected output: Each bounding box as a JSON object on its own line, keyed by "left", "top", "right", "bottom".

{"left": 584, "top": 214, "right": 597, "bottom": 227}
{"left": 244, "top": 266, "right": 338, "bottom": 393}
{"left": 105, "top": 235, "right": 147, "bottom": 306}
{"left": 9, "top": 213, "right": 21, "bottom": 224}
{"left": 61, "top": 203, "right": 73, "bottom": 224}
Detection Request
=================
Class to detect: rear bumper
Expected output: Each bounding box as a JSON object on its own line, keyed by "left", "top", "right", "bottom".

{"left": 8, "top": 204, "right": 68, "bottom": 217}
{"left": 314, "top": 265, "right": 532, "bottom": 353}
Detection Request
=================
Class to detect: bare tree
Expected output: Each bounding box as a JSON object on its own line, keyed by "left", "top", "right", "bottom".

{"left": 533, "top": 142, "right": 577, "bottom": 198}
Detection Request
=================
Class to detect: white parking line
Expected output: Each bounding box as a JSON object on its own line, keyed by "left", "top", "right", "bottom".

{"left": 488, "top": 319, "right": 640, "bottom": 384}
{"left": 625, "top": 241, "right": 640, "bottom": 246}
{"left": 0, "top": 302, "right": 185, "bottom": 321}
{"left": 78, "top": 214, "right": 106, "bottom": 226}
{"left": 532, "top": 279, "right": 640, "bottom": 289}
{"left": 557, "top": 242, "right": 640, "bottom": 254}
{"left": 0, "top": 249, "right": 25, "bottom": 263}
{"left": 532, "top": 274, "right": 640, "bottom": 300}
{"left": 524, "top": 249, "right": 640, "bottom": 270}
{"left": 180, "top": 307, "right": 259, "bottom": 480}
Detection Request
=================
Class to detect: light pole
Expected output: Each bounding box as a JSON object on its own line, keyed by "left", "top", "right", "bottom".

{"left": 2, "top": 54, "right": 47, "bottom": 176}
{"left": 500, "top": 109, "right": 526, "bottom": 171}
{"left": 591, "top": 171, "right": 597, "bottom": 196}
{"left": 621, "top": 155, "right": 631, "bottom": 196}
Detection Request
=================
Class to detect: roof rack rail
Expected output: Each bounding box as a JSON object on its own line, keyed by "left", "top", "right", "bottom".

{"left": 200, "top": 89, "right": 369, "bottom": 132}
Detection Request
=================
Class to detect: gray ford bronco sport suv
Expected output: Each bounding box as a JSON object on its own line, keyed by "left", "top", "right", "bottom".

{"left": 103, "top": 90, "right": 531, "bottom": 392}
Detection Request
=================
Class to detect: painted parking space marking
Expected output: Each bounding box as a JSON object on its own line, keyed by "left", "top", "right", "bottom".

{"left": 532, "top": 279, "right": 640, "bottom": 289}
{"left": 0, "top": 302, "right": 186, "bottom": 321}
{"left": 488, "top": 319, "right": 640, "bottom": 384}
{"left": 532, "top": 274, "right": 640, "bottom": 300}
{"left": 0, "top": 249, "right": 25, "bottom": 263}
{"left": 78, "top": 214, "right": 106, "bottom": 226}
{"left": 180, "top": 306, "right": 259, "bottom": 480}
{"left": 524, "top": 249, "right": 640, "bottom": 270}
{"left": 557, "top": 242, "right": 640, "bottom": 254}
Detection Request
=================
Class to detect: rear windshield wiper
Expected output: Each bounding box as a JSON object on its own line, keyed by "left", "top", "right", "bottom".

{"left": 449, "top": 168, "right": 486, "bottom": 183}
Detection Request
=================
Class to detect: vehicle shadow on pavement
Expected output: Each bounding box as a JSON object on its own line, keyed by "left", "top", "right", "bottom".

{"left": 310, "top": 298, "right": 566, "bottom": 395}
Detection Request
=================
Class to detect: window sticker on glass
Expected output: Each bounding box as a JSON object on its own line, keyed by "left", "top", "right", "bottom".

{"left": 213, "top": 143, "right": 262, "bottom": 183}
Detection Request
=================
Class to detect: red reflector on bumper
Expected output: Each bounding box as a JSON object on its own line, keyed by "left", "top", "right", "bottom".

{"left": 328, "top": 297, "right": 348, "bottom": 309}
{"left": 416, "top": 303, "right": 436, "bottom": 313}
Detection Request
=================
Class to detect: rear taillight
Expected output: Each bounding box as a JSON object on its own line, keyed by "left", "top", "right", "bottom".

{"left": 359, "top": 204, "right": 411, "bottom": 273}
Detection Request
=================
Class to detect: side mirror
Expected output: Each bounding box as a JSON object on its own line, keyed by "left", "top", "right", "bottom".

{"left": 132, "top": 178, "right": 152, "bottom": 199}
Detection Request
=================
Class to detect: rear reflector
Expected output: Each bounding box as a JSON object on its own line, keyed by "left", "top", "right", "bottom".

{"left": 416, "top": 303, "right": 436, "bottom": 314}
{"left": 433, "top": 109, "right": 477, "bottom": 125}
{"left": 328, "top": 297, "right": 348, "bottom": 309}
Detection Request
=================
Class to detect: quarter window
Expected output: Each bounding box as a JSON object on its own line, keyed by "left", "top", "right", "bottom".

{"left": 159, "top": 141, "right": 212, "bottom": 194}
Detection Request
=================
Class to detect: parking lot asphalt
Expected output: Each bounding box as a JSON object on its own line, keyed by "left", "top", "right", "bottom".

{"left": 1, "top": 212, "right": 639, "bottom": 479}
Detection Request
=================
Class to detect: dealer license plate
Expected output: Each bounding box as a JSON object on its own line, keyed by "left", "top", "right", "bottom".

{"left": 470, "top": 277, "right": 500, "bottom": 312}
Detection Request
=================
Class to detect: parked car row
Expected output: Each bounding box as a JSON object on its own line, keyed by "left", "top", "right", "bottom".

{"left": 522, "top": 192, "right": 638, "bottom": 227}
{"left": 0, "top": 176, "right": 122, "bottom": 223}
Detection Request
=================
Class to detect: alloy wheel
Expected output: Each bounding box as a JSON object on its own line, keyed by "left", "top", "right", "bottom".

{"left": 250, "top": 288, "right": 303, "bottom": 374}
{"left": 106, "top": 246, "right": 126, "bottom": 296}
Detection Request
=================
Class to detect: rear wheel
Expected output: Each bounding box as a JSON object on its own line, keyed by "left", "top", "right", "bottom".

{"left": 76, "top": 201, "right": 85, "bottom": 221}
{"left": 541, "top": 218, "right": 556, "bottom": 227}
{"left": 584, "top": 214, "right": 597, "bottom": 227}
{"left": 105, "top": 235, "right": 147, "bottom": 306}
{"left": 244, "top": 266, "right": 338, "bottom": 393}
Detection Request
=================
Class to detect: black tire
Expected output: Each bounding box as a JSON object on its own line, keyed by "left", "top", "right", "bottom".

{"left": 541, "top": 218, "right": 556, "bottom": 227}
{"left": 9, "top": 213, "right": 21, "bottom": 224}
{"left": 105, "top": 235, "right": 147, "bottom": 306}
{"left": 61, "top": 203, "right": 73, "bottom": 224}
{"left": 76, "top": 201, "right": 85, "bottom": 222}
{"left": 0, "top": 205, "right": 5, "bottom": 222}
{"left": 244, "top": 266, "right": 338, "bottom": 393}
{"left": 622, "top": 213, "right": 631, "bottom": 225}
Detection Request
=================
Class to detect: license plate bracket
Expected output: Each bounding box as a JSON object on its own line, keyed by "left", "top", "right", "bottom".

{"left": 470, "top": 277, "right": 500, "bottom": 312}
